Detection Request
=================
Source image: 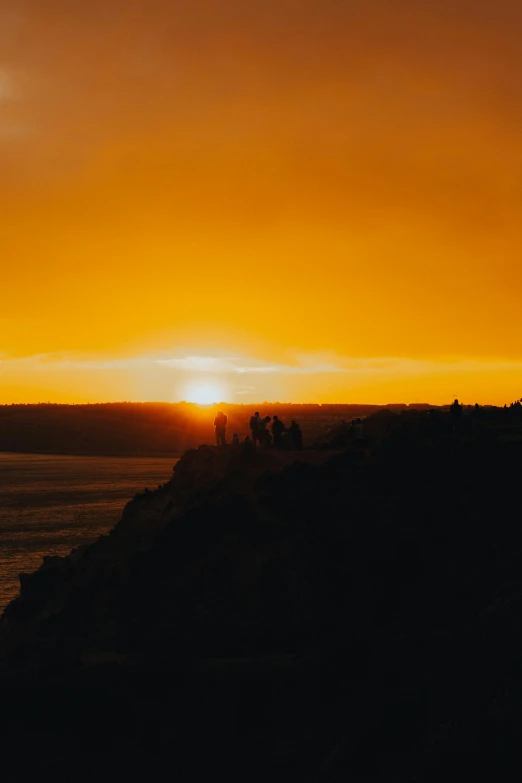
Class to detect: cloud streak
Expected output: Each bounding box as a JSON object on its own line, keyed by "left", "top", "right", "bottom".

{"left": 3, "top": 351, "right": 522, "bottom": 375}
{"left": 156, "top": 354, "right": 346, "bottom": 375}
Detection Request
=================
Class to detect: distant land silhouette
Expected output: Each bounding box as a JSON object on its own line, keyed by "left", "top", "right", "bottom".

{"left": 0, "top": 401, "right": 453, "bottom": 456}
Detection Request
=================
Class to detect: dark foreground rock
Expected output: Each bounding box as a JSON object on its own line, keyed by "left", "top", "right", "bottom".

{"left": 1, "top": 415, "right": 522, "bottom": 781}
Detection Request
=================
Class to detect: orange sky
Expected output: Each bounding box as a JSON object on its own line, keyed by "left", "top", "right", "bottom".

{"left": 1, "top": 0, "right": 521, "bottom": 405}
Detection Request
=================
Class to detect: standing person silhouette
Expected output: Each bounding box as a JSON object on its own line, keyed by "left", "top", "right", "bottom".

{"left": 271, "top": 416, "right": 285, "bottom": 449}
{"left": 250, "top": 411, "right": 261, "bottom": 447}
{"left": 259, "top": 416, "right": 271, "bottom": 449}
{"left": 214, "top": 411, "right": 228, "bottom": 446}
{"left": 450, "top": 399, "right": 462, "bottom": 436}
{"left": 289, "top": 421, "right": 302, "bottom": 451}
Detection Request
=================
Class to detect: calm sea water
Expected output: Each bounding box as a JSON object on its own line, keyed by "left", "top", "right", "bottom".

{"left": 0, "top": 453, "right": 177, "bottom": 613}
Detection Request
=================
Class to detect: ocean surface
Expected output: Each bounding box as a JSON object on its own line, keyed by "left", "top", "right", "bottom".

{"left": 0, "top": 453, "right": 177, "bottom": 613}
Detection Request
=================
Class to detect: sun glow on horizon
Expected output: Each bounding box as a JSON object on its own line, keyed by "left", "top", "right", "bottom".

{"left": 184, "top": 382, "right": 226, "bottom": 406}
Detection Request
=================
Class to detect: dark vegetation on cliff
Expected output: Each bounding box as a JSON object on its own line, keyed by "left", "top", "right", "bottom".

{"left": 1, "top": 405, "right": 522, "bottom": 781}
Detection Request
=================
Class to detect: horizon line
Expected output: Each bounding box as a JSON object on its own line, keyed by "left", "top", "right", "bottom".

{"left": 0, "top": 400, "right": 507, "bottom": 408}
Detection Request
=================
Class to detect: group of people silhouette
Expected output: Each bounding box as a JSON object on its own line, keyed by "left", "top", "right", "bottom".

{"left": 213, "top": 411, "right": 303, "bottom": 451}
{"left": 214, "top": 399, "right": 470, "bottom": 452}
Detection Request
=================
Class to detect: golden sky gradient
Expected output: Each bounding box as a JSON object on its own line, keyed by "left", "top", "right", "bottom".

{"left": 1, "top": 0, "right": 521, "bottom": 404}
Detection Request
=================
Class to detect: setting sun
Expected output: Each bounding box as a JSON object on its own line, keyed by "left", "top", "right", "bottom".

{"left": 185, "top": 383, "right": 224, "bottom": 406}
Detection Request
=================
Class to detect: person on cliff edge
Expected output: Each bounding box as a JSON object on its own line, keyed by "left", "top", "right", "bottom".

{"left": 450, "top": 399, "right": 462, "bottom": 436}
{"left": 250, "top": 411, "right": 261, "bottom": 446}
{"left": 214, "top": 411, "right": 228, "bottom": 446}
{"left": 271, "top": 415, "right": 285, "bottom": 449}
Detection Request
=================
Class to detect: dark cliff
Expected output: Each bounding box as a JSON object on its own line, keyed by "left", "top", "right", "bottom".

{"left": 1, "top": 415, "right": 522, "bottom": 781}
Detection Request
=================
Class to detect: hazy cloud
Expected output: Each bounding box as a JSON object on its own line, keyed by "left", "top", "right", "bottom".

{"left": 4, "top": 352, "right": 522, "bottom": 377}
{"left": 157, "top": 354, "right": 345, "bottom": 375}
{"left": 157, "top": 356, "right": 245, "bottom": 373}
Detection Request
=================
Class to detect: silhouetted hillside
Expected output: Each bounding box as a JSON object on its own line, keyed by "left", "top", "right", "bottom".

{"left": 2, "top": 407, "right": 522, "bottom": 781}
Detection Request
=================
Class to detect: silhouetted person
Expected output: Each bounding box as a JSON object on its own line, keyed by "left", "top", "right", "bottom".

{"left": 450, "top": 399, "right": 462, "bottom": 436}
{"left": 242, "top": 434, "right": 256, "bottom": 458}
{"left": 231, "top": 432, "right": 240, "bottom": 446}
{"left": 271, "top": 415, "right": 285, "bottom": 448}
{"left": 289, "top": 420, "right": 302, "bottom": 451}
{"left": 214, "top": 410, "right": 227, "bottom": 446}
{"left": 281, "top": 429, "right": 294, "bottom": 450}
{"left": 259, "top": 416, "right": 272, "bottom": 449}
{"left": 250, "top": 411, "right": 261, "bottom": 447}
{"left": 353, "top": 417, "right": 364, "bottom": 446}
